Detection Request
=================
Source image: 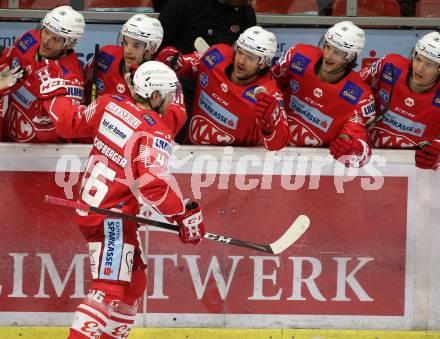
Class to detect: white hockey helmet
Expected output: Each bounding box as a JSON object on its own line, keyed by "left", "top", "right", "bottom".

{"left": 414, "top": 31, "right": 440, "bottom": 65}
{"left": 133, "top": 61, "right": 179, "bottom": 100}
{"left": 42, "top": 6, "right": 85, "bottom": 49}
{"left": 324, "top": 21, "right": 365, "bottom": 61}
{"left": 235, "top": 26, "right": 277, "bottom": 66}
{"left": 121, "top": 14, "right": 164, "bottom": 53}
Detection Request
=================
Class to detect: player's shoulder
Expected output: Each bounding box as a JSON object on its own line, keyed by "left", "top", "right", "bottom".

{"left": 346, "top": 71, "right": 373, "bottom": 92}
{"left": 201, "top": 44, "right": 233, "bottom": 68}
{"left": 100, "top": 45, "right": 123, "bottom": 55}
{"left": 12, "top": 29, "right": 39, "bottom": 55}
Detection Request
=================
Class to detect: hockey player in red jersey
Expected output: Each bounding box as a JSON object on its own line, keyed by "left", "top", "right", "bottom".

{"left": 361, "top": 31, "right": 440, "bottom": 170}
{"left": 0, "top": 46, "right": 10, "bottom": 141}
{"left": 271, "top": 21, "right": 375, "bottom": 167}
{"left": 83, "top": 14, "right": 186, "bottom": 138}
{"left": 38, "top": 60, "right": 206, "bottom": 338}
{"left": 0, "top": 6, "right": 85, "bottom": 143}
{"left": 156, "top": 26, "right": 291, "bottom": 150}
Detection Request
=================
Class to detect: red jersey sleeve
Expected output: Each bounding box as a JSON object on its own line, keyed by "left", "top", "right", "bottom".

{"left": 271, "top": 45, "right": 297, "bottom": 91}
{"left": 137, "top": 132, "right": 185, "bottom": 217}
{"left": 42, "top": 95, "right": 103, "bottom": 138}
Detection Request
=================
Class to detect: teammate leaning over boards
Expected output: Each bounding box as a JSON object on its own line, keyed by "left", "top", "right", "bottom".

{"left": 83, "top": 14, "right": 186, "bottom": 138}
{"left": 156, "top": 25, "right": 291, "bottom": 150}
{"left": 0, "top": 6, "right": 85, "bottom": 143}
{"left": 360, "top": 31, "right": 440, "bottom": 171}
{"left": 271, "top": 21, "right": 376, "bottom": 168}
{"left": 37, "top": 61, "right": 206, "bottom": 338}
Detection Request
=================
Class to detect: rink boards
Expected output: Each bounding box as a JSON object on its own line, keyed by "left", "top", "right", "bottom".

{"left": 0, "top": 144, "right": 439, "bottom": 333}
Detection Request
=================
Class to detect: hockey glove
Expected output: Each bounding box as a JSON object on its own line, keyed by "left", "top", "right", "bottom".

{"left": 330, "top": 136, "right": 371, "bottom": 168}
{"left": 415, "top": 140, "right": 440, "bottom": 170}
{"left": 156, "top": 46, "right": 183, "bottom": 71}
{"left": 0, "top": 64, "right": 24, "bottom": 90}
{"left": 39, "top": 78, "right": 68, "bottom": 99}
{"left": 174, "top": 201, "right": 205, "bottom": 245}
{"left": 255, "top": 92, "right": 279, "bottom": 134}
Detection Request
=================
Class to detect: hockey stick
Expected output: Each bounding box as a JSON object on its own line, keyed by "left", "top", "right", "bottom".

{"left": 44, "top": 195, "right": 310, "bottom": 255}
{"left": 194, "top": 37, "right": 210, "bottom": 54}
{"left": 90, "top": 44, "right": 100, "bottom": 102}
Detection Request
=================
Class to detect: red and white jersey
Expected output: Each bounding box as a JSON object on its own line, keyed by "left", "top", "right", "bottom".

{"left": 0, "top": 46, "right": 9, "bottom": 141}
{"left": 272, "top": 44, "right": 375, "bottom": 147}
{"left": 1, "top": 29, "right": 83, "bottom": 143}
{"left": 43, "top": 94, "right": 185, "bottom": 226}
{"left": 178, "top": 43, "right": 291, "bottom": 150}
{"left": 84, "top": 45, "right": 186, "bottom": 139}
{"left": 360, "top": 54, "right": 440, "bottom": 148}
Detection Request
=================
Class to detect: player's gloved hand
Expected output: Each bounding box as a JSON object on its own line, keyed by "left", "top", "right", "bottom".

{"left": 174, "top": 201, "right": 205, "bottom": 245}
{"left": 255, "top": 91, "right": 279, "bottom": 134}
{"left": 0, "top": 64, "right": 24, "bottom": 90}
{"left": 39, "top": 78, "right": 69, "bottom": 99}
{"left": 415, "top": 140, "right": 440, "bottom": 170}
{"left": 330, "top": 135, "right": 371, "bottom": 168}
{"left": 35, "top": 59, "right": 68, "bottom": 99}
{"left": 156, "top": 46, "right": 183, "bottom": 71}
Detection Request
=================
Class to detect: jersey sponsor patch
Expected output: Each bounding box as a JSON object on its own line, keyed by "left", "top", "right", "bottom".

{"left": 99, "top": 219, "right": 123, "bottom": 280}
{"left": 382, "top": 110, "right": 426, "bottom": 137}
{"left": 379, "top": 88, "right": 390, "bottom": 104}
{"left": 202, "top": 48, "right": 224, "bottom": 70}
{"left": 94, "top": 137, "right": 128, "bottom": 168}
{"left": 17, "top": 32, "right": 37, "bottom": 54}
{"left": 190, "top": 115, "right": 234, "bottom": 145}
{"left": 11, "top": 85, "right": 36, "bottom": 109}
{"left": 153, "top": 136, "right": 173, "bottom": 156}
{"left": 105, "top": 101, "right": 141, "bottom": 129}
{"left": 118, "top": 243, "right": 134, "bottom": 282}
{"left": 199, "top": 72, "right": 208, "bottom": 88}
{"left": 96, "top": 78, "right": 105, "bottom": 93}
{"left": 98, "top": 112, "right": 134, "bottom": 147}
{"left": 290, "top": 80, "right": 300, "bottom": 93}
{"left": 242, "top": 85, "right": 257, "bottom": 104}
{"left": 88, "top": 242, "right": 101, "bottom": 280}
{"left": 198, "top": 90, "right": 238, "bottom": 129}
{"left": 339, "top": 81, "right": 363, "bottom": 105}
{"left": 111, "top": 94, "right": 125, "bottom": 101}
{"left": 67, "top": 86, "right": 84, "bottom": 100}
{"left": 432, "top": 89, "right": 440, "bottom": 108}
{"left": 142, "top": 113, "right": 156, "bottom": 126}
{"left": 361, "top": 101, "right": 375, "bottom": 117}
{"left": 288, "top": 53, "right": 311, "bottom": 76}
{"left": 97, "top": 51, "right": 115, "bottom": 74}
{"left": 380, "top": 63, "right": 402, "bottom": 85}
{"left": 289, "top": 95, "right": 333, "bottom": 132}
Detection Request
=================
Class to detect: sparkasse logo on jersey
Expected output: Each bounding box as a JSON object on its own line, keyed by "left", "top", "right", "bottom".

{"left": 100, "top": 219, "right": 123, "bottom": 280}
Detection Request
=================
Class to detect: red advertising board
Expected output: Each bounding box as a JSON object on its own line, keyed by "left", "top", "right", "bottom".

{"left": 0, "top": 171, "right": 407, "bottom": 317}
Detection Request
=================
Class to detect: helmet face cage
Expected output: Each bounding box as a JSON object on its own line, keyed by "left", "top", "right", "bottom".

{"left": 235, "top": 26, "right": 277, "bottom": 66}
{"left": 121, "top": 15, "right": 163, "bottom": 54}
{"left": 42, "top": 6, "right": 85, "bottom": 49}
